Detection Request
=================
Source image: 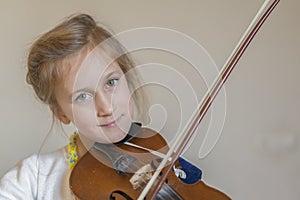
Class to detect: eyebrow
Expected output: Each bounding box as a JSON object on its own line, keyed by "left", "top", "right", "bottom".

{"left": 70, "top": 69, "right": 122, "bottom": 96}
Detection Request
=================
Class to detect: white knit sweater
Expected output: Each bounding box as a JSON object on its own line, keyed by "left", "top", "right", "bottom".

{"left": 0, "top": 147, "right": 76, "bottom": 200}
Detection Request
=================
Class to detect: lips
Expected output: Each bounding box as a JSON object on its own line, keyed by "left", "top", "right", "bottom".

{"left": 99, "top": 115, "right": 123, "bottom": 128}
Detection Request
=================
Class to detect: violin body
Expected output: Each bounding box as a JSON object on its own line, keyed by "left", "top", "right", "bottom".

{"left": 69, "top": 127, "right": 230, "bottom": 199}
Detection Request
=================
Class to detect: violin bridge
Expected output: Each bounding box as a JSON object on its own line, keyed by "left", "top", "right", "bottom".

{"left": 129, "top": 164, "right": 153, "bottom": 190}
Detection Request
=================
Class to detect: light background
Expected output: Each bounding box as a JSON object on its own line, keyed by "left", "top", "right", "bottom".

{"left": 0, "top": 0, "right": 299, "bottom": 199}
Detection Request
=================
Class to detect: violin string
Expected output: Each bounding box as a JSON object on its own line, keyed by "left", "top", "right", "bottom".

{"left": 92, "top": 134, "right": 177, "bottom": 195}
{"left": 124, "top": 141, "right": 171, "bottom": 161}
{"left": 121, "top": 148, "right": 165, "bottom": 191}
{"left": 111, "top": 143, "right": 175, "bottom": 194}
{"left": 88, "top": 149, "right": 147, "bottom": 195}
{"left": 94, "top": 144, "right": 162, "bottom": 191}
{"left": 117, "top": 157, "right": 180, "bottom": 198}
{"left": 90, "top": 141, "right": 185, "bottom": 199}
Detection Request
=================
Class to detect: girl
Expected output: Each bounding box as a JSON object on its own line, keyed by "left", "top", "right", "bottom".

{"left": 0, "top": 13, "right": 229, "bottom": 199}
{"left": 0, "top": 13, "right": 148, "bottom": 199}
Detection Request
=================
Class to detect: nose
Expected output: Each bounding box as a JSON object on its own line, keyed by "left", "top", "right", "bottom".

{"left": 95, "top": 92, "right": 113, "bottom": 117}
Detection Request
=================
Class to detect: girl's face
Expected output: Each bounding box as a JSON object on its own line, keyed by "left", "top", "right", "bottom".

{"left": 54, "top": 49, "right": 134, "bottom": 144}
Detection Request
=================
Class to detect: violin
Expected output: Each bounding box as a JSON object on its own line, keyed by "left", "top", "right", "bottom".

{"left": 70, "top": 124, "right": 230, "bottom": 199}
{"left": 69, "top": 0, "right": 280, "bottom": 199}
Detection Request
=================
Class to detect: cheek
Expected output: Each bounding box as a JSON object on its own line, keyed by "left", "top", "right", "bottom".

{"left": 72, "top": 105, "right": 97, "bottom": 127}
{"left": 114, "top": 84, "right": 134, "bottom": 112}
{"left": 129, "top": 98, "right": 134, "bottom": 117}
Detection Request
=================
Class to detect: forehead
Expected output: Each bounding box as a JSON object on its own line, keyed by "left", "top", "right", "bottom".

{"left": 58, "top": 47, "right": 122, "bottom": 92}
{"left": 65, "top": 46, "right": 115, "bottom": 75}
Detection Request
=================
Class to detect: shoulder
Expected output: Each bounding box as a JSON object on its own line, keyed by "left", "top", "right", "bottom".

{"left": 0, "top": 146, "right": 68, "bottom": 199}
{"left": 37, "top": 146, "right": 68, "bottom": 172}
{"left": 19, "top": 146, "right": 68, "bottom": 175}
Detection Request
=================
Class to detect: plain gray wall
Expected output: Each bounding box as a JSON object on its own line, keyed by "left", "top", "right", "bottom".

{"left": 0, "top": 0, "right": 299, "bottom": 199}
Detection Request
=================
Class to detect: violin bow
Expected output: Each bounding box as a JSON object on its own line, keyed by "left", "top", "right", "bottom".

{"left": 139, "top": 0, "right": 281, "bottom": 199}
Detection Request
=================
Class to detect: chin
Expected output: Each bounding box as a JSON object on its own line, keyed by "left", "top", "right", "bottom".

{"left": 111, "top": 132, "right": 127, "bottom": 143}
{"left": 93, "top": 130, "right": 127, "bottom": 144}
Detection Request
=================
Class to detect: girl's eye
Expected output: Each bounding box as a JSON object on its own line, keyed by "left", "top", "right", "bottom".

{"left": 105, "top": 78, "right": 119, "bottom": 89}
{"left": 75, "top": 92, "right": 93, "bottom": 103}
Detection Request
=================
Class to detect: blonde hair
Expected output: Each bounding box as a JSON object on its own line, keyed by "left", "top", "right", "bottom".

{"left": 26, "top": 13, "right": 147, "bottom": 121}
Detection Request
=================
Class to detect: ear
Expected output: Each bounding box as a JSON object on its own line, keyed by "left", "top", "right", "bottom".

{"left": 50, "top": 105, "right": 71, "bottom": 125}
